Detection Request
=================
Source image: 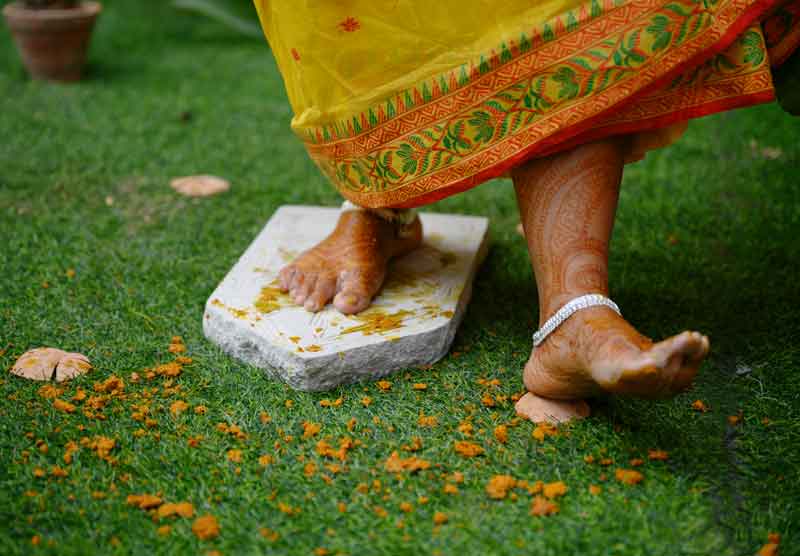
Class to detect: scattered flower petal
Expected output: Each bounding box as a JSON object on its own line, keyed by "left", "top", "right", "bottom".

{"left": 11, "top": 348, "right": 91, "bottom": 382}
{"left": 542, "top": 481, "right": 567, "bottom": 499}
{"left": 192, "top": 515, "right": 220, "bottom": 540}
{"left": 530, "top": 496, "right": 559, "bottom": 516}
{"left": 648, "top": 449, "right": 669, "bottom": 461}
{"left": 127, "top": 494, "right": 163, "bottom": 510}
{"left": 615, "top": 468, "right": 644, "bottom": 485}
{"left": 385, "top": 451, "right": 430, "bottom": 473}
{"left": 171, "top": 175, "right": 230, "bottom": 197}
{"left": 454, "top": 441, "right": 484, "bottom": 457}
{"left": 486, "top": 475, "right": 517, "bottom": 499}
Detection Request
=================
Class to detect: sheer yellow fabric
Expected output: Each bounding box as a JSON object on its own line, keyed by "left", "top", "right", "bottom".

{"left": 254, "top": 0, "right": 585, "bottom": 132}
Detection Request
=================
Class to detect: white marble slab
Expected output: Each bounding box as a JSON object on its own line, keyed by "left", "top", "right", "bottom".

{"left": 203, "top": 205, "right": 489, "bottom": 391}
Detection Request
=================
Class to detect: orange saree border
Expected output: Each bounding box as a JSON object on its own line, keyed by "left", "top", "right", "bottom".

{"left": 301, "top": 0, "right": 789, "bottom": 208}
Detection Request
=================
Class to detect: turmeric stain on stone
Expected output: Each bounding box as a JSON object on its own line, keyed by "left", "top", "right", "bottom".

{"left": 339, "top": 309, "right": 413, "bottom": 337}
{"left": 212, "top": 298, "right": 250, "bottom": 320}
{"left": 254, "top": 283, "right": 289, "bottom": 314}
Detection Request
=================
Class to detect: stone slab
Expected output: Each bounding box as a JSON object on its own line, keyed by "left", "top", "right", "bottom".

{"left": 203, "top": 205, "right": 489, "bottom": 391}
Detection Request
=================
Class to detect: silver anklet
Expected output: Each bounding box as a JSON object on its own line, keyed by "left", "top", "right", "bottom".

{"left": 532, "top": 294, "right": 621, "bottom": 348}
{"left": 341, "top": 200, "right": 417, "bottom": 226}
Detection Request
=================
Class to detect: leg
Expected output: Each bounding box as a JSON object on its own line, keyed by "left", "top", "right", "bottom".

{"left": 512, "top": 138, "right": 710, "bottom": 420}
{"left": 278, "top": 206, "right": 422, "bottom": 314}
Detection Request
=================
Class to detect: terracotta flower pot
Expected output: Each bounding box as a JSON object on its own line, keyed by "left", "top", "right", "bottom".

{"left": 3, "top": 1, "right": 102, "bottom": 82}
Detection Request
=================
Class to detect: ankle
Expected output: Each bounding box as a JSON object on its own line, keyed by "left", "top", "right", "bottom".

{"left": 538, "top": 290, "right": 610, "bottom": 326}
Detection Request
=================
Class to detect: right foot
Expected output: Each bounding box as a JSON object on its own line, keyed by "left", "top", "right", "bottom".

{"left": 278, "top": 209, "right": 422, "bottom": 314}
{"left": 523, "top": 307, "right": 710, "bottom": 400}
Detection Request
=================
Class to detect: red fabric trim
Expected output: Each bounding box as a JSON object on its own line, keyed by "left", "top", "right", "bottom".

{"left": 387, "top": 0, "right": 779, "bottom": 209}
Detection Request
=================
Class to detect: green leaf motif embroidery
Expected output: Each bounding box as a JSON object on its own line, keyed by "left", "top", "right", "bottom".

{"left": 741, "top": 30, "right": 765, "bottom": 66}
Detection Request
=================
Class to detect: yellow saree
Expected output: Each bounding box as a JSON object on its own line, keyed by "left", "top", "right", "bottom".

{"left": 254, "top": 0, "right": 800, "bottom": 208}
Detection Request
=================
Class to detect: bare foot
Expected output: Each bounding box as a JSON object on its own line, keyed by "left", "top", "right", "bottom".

{"left": 515, "top": 393, "right": 590, "bottom": 424}
{"left": 524, "top": 307, "right": 710, "bottom": 400}
{"left": 278, "top": 210, "right": 422, "bottom": 314}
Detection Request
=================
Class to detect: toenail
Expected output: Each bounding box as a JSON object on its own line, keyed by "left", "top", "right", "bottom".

{"left": 340, "top": 294, "right": 358, "bottom": 306}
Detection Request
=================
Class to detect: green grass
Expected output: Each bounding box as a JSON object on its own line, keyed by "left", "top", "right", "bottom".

{"left": 2, "top": 2, "right": 799, "bottom": 554}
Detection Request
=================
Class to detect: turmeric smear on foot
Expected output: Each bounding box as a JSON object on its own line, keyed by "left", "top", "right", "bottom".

{"left": 339, "top": 309, "right": 413, "bottom": 336}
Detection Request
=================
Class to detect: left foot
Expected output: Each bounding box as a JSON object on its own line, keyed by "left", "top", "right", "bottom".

{"left": 523, "top": 307, "right": 710, "bottom": 399}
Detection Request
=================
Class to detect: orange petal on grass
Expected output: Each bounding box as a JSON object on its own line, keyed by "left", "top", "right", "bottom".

{"left": 615, "top": 468, "right": 644, "bottom": 485}
{"left": 127, "top": 494, "right": 163, "bottom": 510}
{"left": 692, "top": 399, "right": 709, "bottom": 413}
{"left": 412, "top": 383, "right": 427, "bottom": 390}
{"left": 485, "top": 475, "right": 517, "bottom": 499}
{"left": 170, "top": 400, "right": 189, "bottom": 416}
{"left": 542, "top": 481, "right": 568, "bottom": 499}
{"left": 493, "top": 425, "right": 508, "bottom": 444}
{"left": 648, "top": 449, "right": 669, "bottom": 461}
{"left": 158, "top": 502, "right": 195, "bottom": 519}
{"left": 443, "top": 484, "right": 459, "bottom": 495}
{"left": 53, "top": 399, "right": 77, "bottom": 413}
{"left": 227, "top": 449, "right": 242, "bottom": 463}
{"left": 454, "top": 441, "right": 484, "bottom": 457}
{"left": 532, "top": 422, "right": 558, "bottom": 441}
{"left": 530, "top": 496, "right": 559, "bottom": 516}
{"left": 50, "top": 466, "right": 69, "bottom": 478}
{"left": 37, "top": 384, "right": 63, "bottom": 399}
{"left": 192, "top": 514, "right": 220, "bottom": 540}
{"left": 417, "top": 413, "right": 438, "bottom": 427}
{"left": 11, "top": 348, "right": 91, "bottom": 382}
{"left": 260, "top": 527, "right": 280, "bottom": 542}
{"left": 402, "top": 437, "right": 422, "bottom": 452}
{"left": 757, "top": 543, "right": 779, "bottom": 556}
{"left": 433, "top": 512, "right": 448, "bottom": 525}
{"left": 302, "top": 421, "right": 321, "bottom": 438}
{"left": 376, "top": 380, "right": 392, "bottom": 391}
{"left": 170, "top": 175, "right": 230, "bottom": 197}
{"left": 384, "top": 451, "right": 431, "bottom": 473}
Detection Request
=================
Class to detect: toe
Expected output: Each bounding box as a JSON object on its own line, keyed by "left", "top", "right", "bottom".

{"left": 333, "top": 269, "right": 383, "bottom": 315}
{"left": 294, "top": 274, "right": 318, "bottom": 305}
{"left": 333, "top": 290, "right": 371, "bottom": 315}
{"left": 304, "top": 275, "right": 336, "bottom": 312}
{"left": 279, "top": 265, "right": 297, "bottom": 292}
{"left": 670, "top": 332, "right": 710, "bottom": 393}
{"left": 288, "top": 270, "right": 307, "bottom": 298}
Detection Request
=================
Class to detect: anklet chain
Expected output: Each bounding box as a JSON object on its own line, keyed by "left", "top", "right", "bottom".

{"left": 341, "top": 200, "right": 418, "bottom": 226}
{"left": 532, "top": 294, "right": 621, "bottom": 348}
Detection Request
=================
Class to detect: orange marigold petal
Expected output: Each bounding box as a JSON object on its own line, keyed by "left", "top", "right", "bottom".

{"left": 192, "top": 515, "right": 220, "bottom": 540}
{"left": 530, "top": 495, "right": 559, "bottom": 516}
{"left": 615, "top": 468, "right": 644, "bottom": 485}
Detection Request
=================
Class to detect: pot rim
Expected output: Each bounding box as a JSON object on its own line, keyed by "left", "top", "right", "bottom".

{"left": 3, "top": 1, "right": 102, "bottom": 20}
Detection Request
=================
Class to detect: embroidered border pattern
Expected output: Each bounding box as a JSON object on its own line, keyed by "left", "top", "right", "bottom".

{"left": 297, "top": 0, "right": 787, "bottom": 206}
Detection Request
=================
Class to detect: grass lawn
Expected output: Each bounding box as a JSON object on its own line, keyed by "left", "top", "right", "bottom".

{"left": 2, "top": 1, "right": 799, "bottom": 554}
